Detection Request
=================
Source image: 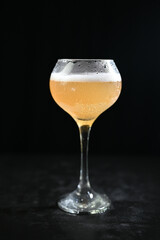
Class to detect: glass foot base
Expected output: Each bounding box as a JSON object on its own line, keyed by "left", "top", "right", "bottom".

{"left": 58, "top": 188, "right": 111, "bottom": 215}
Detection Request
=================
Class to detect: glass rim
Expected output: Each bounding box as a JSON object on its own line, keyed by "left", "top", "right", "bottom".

{"left": 57, "top": 59, "right": 114, "bottom": 62}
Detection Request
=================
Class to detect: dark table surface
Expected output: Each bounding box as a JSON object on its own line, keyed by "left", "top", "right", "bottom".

{"left": 0, "top": 154, "right": 160, "bottom": 240}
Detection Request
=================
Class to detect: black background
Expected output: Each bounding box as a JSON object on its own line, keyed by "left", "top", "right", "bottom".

{"left": 2, "top": 1, "right": 160, "bottom": 156}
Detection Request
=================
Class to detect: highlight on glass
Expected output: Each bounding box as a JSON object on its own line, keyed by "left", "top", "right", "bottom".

{"left": 49, "top": 59, "right": 122, "bottom": 214}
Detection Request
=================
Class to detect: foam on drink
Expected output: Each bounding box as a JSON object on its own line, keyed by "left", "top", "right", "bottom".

{"left": 50, "top": 72, "right": 121, "bottom": 82}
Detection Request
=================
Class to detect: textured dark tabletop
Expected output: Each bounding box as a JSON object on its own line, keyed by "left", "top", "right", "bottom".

{"left": 0, "top": 154, "right": 160, "bottom": 240}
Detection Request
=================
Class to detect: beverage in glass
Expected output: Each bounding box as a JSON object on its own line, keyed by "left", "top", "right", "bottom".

{"left": 50, "top": 59, "right": 122, "bottom": 214}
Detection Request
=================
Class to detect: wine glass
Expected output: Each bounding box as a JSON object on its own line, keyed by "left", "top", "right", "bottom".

{"left": 49, "top": 59, "right": 122, "bottom": 214}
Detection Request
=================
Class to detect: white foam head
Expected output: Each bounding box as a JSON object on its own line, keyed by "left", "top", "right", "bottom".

{"left": 50, "top": 72, "right": 121, "bottom": 82}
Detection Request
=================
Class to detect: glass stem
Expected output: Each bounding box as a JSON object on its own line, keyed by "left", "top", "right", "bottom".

{"left": 77, "top": 125, "right": 91, "bottom": 193}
